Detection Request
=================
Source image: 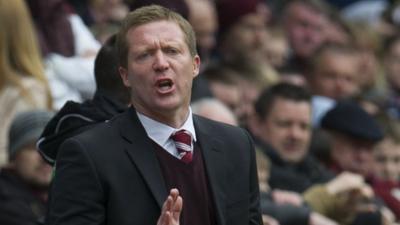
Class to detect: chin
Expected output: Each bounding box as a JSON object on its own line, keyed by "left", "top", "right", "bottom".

{"left": 156, "top": 99, "right": 185, "bottom": 111}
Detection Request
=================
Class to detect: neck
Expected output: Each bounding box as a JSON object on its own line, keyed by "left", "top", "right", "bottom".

{"left": 134, "top": 105, "right": 190, "bottom": 128}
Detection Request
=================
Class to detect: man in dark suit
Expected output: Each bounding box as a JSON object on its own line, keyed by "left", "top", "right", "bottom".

{"left": 46, "top": 5, "right": 262, "bottom": 225}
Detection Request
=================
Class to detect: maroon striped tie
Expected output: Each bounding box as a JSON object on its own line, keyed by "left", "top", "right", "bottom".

{"left": 171, "top": 130, "right": 193, "bottom": 163}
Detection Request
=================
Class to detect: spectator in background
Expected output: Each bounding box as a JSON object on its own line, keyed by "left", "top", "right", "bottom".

{"left": 312, "top": 101, "right": 396, "bottom": 225}
{"left": 38, "top": 34, "right": 129, "bottom": 166}
{"left": 320, "top": 101, "right": 384, "bottom": 177}
{"left": 202, "top": 64, "right": 241, "bottom": 113}
{"left": 262, "top": 28, "right": 290, "bottom": 70}
{"left": 66, "top": 0, "right": 128, "bottom": 44}
{"left": 26, "top": 0, "right": 101, "bottom": 109}
{"left": 0, "top": 110, "right": 53, "bottom": 225}
{"left": 0, "top": 0, "right": 52, "bottom": 167}
{"left": 89, "top": 0, "right": 129, "bottom": 44}
{"left": 191, "top": 98, "right": 238, "bottom": 126}
{"left": 306, "top": 43, "right": 365, "bottom": 164}
{"left": 307, "top": 43, "right": 361, "bottom": 101}
{"left": 249, "top": 83, "right": 388, "bottom": 225}
{"left": 186, "top": 0, "right": 217, "bottom": 100}
{"left": 227, "top": 60, "right": 278, "bottom": 127}
{"left": 351, "top": 22, "right": 384, "bottom": 100}
{"left": 281, "top": 0, "right": 329, "bottom": 75}
{"left": 371, "top": 112, "right": 400, "bottom": 220}
{"left": 216, "top": 0, "right": 268, "bottom": 65}
{"left": 249, "top": 83, "right": 333, "bottom": 193}
{"left": 249, "top": 83, "right": 338, "bottom": 225}
{"left": 186, "top": 0, "right": 218, "bottom": 70}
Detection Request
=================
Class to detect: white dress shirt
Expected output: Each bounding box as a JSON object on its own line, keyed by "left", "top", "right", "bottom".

{"left": 136, "top": 108, "right": 197, "bottom": 159}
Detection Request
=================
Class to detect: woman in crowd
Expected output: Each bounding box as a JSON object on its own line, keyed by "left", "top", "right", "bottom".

{"left": 0, "top": 0, "right": 52, "bottom": 167}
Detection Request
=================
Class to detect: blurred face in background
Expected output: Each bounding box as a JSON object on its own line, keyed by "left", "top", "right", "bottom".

{"left": 221, "top": 12, "right": 267, "bottom": 63}
{"left": 331, "top": 133, "right": 376, "bottom": 177}
{"left": 187, "top": 0, "right": 217, "bottom": 61}
{"left": 385, "top": 39, "right": 400, "bottom": 91}
{"left": 310, "top": 50, "right": 360, "bottom": 99}
{"left": 262, "top": 32, "right": 289, "bottom": 69}
{"left": 12, "top": 143, "right": 52, "bottom": 189}
{"left": 257, "top": 97, "right": 312, "bottom": 163}
{"left": 374, "top": 138, "right": 400, "bottom": 182}
{"left": 284, "top": 2, "right": 327, "bottom": 59}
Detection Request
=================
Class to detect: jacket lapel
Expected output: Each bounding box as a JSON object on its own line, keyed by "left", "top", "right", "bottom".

{"left": 194, "top": 116, "right": 227, "bottom": 225}
{"left": 118, "top": 108, "right": 167, "bottom": 208}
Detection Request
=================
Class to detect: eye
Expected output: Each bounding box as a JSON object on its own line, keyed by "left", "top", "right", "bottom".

{"left": 165, "top": 47, "right": 179, "bottom": 55}
{"left": 136, "top": 52, "right": 150, "bottom": 60}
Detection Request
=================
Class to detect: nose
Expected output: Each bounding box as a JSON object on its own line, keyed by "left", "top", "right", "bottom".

{"left": 153, "top": 51, "right": 169, "bottom": 72}
{"left": 289, "top": 125, "right": 303, "bottom": 140}
{"left": 254, "top": 28, "right": 267, "bottom": 46}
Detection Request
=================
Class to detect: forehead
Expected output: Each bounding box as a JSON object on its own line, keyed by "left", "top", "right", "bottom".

{"left": 318, "top": 51, "right": 359, "bottom": 69}
{"left": 376, "top": 139, "right": 400, "bottom": 153}
{"left": 126, "top": 20, "right": 186, "bottom": 47}
{"left": 269, "top": 98, "right": 311, "bottom": 118}
{"left": 288, "top": 2, "right": 324, "bottom": 21}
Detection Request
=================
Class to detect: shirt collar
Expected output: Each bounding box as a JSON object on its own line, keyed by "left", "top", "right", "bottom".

{"left": 136, "top": 108, "right": 197, "bottom": 148}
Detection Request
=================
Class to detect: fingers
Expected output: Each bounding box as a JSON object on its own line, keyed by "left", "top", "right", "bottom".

{"left": 168, "top": 189, "right": 182, "bottom": 222}
{"left": 172, "top": 196, "right": 183, "bottom": 222}
{"left": 326, "top": 172, "right": 367, "bottom": 195}
{"left": 169, "top": 188, "right": 179, "bottom": 202}
{"left": 157, "top": 196, "right": 173, "bottom": 225}
{"left": 157, "top": 188, "right": 183, "bottom": 225}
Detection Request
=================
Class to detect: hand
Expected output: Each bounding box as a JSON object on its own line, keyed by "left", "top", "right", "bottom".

{"left": 272, "top": 189, "right": 303, "bottom": 206}
{"left": 309, "top": 212, "right": 339, "bottom": 225}
{"left": 326, "top": 172, "right": 373, "bottom": 198}
{"left": 381, "top": 206, "right": 396, "bottom": 225}
{"left": 157, "top": 189, "right": 183, "bottom": 225}
{"left": 262, "top": 214, "right": 280, "bottom": 225}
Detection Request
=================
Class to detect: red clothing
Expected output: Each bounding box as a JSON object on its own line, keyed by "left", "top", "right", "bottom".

{"left": 371, "top": 178, "right": 400, "bottom": 220}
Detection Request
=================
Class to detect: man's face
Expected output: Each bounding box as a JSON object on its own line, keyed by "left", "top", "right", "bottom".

{"left": 331, "top": 133, "right": 375, "bottom": 177}
{"left": 13, "top": 144, "right": 52, "bottom": 189}
{"left": 311, "top": 51, "right": 360, "bottom": 99}
{"left": 374, "top": 138, "right": 400, "bottom": 182}
{"left": 223, "top": 12, "right": 267, "bottom": 62}
{"left": 258, "top": 97, "right": 311, "bottom": 163}
{"left": 285, "top": 2, "right": 326, "bottom": 59}
{"left": 120, "top": 21, "right": 200, "bottom": 122}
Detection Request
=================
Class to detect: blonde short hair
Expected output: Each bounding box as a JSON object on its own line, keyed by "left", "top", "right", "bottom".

{"left": 117, "top": 5, "right": 197, "bottom": 68}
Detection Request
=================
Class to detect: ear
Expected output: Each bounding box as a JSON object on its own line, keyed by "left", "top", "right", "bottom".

{"left": 247, "top": 112, "right": 262, "bottom": 137}
{"left": 192, "top": 55, "right": 201, "bottom": 78}
{"left": 119, "top": 66, "right": 131, "bottom": 88}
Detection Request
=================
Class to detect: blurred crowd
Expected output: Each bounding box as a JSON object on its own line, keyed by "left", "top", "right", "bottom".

{"left": 2, "top": 0, "right": 400, "bottom": 224}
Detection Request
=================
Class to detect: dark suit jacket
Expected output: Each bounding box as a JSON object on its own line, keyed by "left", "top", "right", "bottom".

{"left": 46, "top": 108, "right": 262, "bottom": 225}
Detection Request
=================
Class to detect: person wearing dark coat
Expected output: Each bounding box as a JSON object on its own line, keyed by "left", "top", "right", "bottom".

{"left": 255, "top": 136, "right": 333, "bottom": 193}
{"left": 248, "top": 83, "right": 338, "bottom": 225}
{"left": 0, "top": 110, "right": 54, "bottom": 225}
{"left": 249, "top": 83, "right": 333, "bottom": 193}
{"left": 45, "top": 5, "right": 262, "bottom": 225}
{"left": 37, "top": 34, "right": 129, "bottom": 165}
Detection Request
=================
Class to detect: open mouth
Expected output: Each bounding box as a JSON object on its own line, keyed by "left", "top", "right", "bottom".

{"left": 156, "top": 79, "right": 174, "bottom": 93}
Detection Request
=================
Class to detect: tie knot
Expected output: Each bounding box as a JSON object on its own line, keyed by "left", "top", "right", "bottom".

{"left": 171, "top": 130, "right": 192, "bottom": 147}
{"left": 171, "top": 130, "right": 193, "bottom": 163}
